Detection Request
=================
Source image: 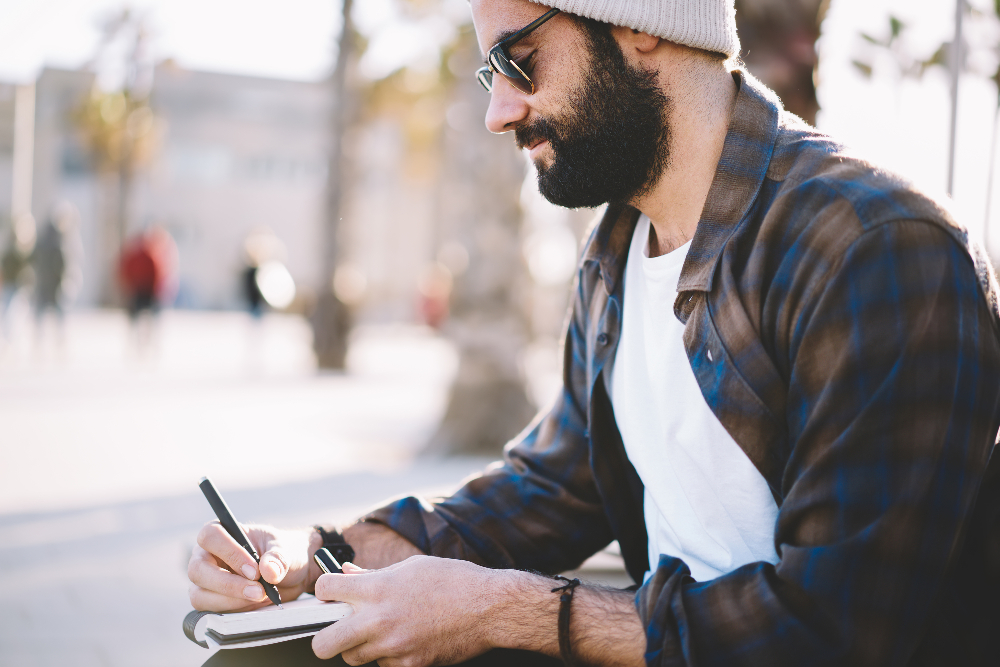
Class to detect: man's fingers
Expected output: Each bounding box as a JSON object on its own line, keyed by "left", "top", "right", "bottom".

{"left": 339, "top": 643, "right": 378, "bottom": 666}
{"left": 314, "top": 572, "right": 370, "bottom": 602}
{"left": 258, "top": 548, "right": 288, "bottom": 585}
{"left": 188, "top": 550, "right": 268, "bottom": 604}
{"left": 333, "top": 628, "right": 426, "bottom": 667}
{"left": 196, "top": 522, "right": 259, "bottom": 581}
{"left": 341, "top": 562, "right": 367, "bottom": 574}
{"left": 312, "top": 617, "right": 369, "bottom": 661}
{"left": 188, "top": 582, "right": 271, "bottom": 613}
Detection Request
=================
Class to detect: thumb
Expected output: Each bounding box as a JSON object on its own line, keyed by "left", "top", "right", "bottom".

{"left": 258, "top": 546, "right": 290, "bottom": 585}
{"left": 246, "top": 525, "right": 312, "bottom": 586}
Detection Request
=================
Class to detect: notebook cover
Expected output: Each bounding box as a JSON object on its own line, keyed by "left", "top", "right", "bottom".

{"left": 205, "top": 621, "right": 336, "bottom": 647}
{"left": 183, "top": 610, "right": 214, "bottom": 649}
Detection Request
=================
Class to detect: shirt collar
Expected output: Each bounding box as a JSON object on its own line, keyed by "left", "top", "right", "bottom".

{"left": 584, "top": 70, "right": 781, "bottom": 297}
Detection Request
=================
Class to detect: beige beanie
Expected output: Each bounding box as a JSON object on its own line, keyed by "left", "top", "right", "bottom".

{"left": 538, "top": 0, "right": 740, "bottom": 57}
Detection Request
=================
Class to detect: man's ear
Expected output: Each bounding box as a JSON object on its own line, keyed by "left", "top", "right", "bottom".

{"left": 610, "top": 25, "right": 660, "bottom": 54}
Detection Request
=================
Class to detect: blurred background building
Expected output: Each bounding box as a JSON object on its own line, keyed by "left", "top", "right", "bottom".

{"left": 5, "top": 64, "right": 329, "bottom": 310}
{"left": 0, "top": 0, "right": 995, "bottom": 442}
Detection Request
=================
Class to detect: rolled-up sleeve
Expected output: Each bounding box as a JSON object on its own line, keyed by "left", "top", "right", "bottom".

{"left": 636, "top": 220, "right": 1000, "bottom": 666}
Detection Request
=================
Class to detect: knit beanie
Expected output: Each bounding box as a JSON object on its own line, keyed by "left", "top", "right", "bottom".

{"left": 537, "top": 0, "right": 740, "bottom": 57}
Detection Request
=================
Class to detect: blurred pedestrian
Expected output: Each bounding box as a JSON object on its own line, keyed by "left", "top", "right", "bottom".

{"left": 118, "top": 226, "right": 178, "bottom": 353}
{"left": 417, "top": 262, "right": 452, "bottom": 329}
{"left": 239, "top": 229, "right": 296, "bottom": 370}
{"left": 0, "top": 214, "right": 35, "bottom": 342}
{"left": 31, "top": 219, "right": 67, "bottom": 341}
{"left": 30, "top": 203, "right": 83, "bottom": 357}
{"left": 243, "top": 262, "right": 265, "bottom": 319}
{"left": 241, "top": 229, "right": 292, "bottom": 318}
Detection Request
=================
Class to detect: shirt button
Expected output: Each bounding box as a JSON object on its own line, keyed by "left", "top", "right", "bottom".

{"left": 597, "top": 333, "right": 609, "bottom": 345}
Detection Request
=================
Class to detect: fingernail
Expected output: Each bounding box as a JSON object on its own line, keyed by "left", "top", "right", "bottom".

{"left": 244, "top": 584, "right": 263, "bottom": 600}
{"left": 241, "top": 564, "right": 256, "bottom": 580}
{"left": 266, "top": 556, "right": 284, "bottom": 576}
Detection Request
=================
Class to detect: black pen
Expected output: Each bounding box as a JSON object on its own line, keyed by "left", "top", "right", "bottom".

{"left": 199, "top": 476, "right": 283, "bottom": 609}
{"left": 314, "top": 547, "right": 344, "bottom": 575}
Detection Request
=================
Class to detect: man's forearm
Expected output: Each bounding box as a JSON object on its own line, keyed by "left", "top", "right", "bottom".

{"left": 327, "top": 523, "right": 646, "bottom": 664}
{"left": 343, "top": 521, "right": 424, "bottom": 569}
{"left": 491, "top": 571, "right": 646, "bottom": 667}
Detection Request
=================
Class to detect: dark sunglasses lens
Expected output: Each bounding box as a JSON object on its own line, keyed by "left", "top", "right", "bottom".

{"left": 476, "top": 67, "right": 493, "bottom": 92}
{"left": 501, "top": 72, "right": 533, "bottom": 94}
{"left": 489, "top": 52, "right": 533, "bottom": 94}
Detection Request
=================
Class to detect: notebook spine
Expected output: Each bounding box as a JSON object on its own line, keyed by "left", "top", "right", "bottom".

{"left": 183, "top": 609, "right": 215, "bottom": 648}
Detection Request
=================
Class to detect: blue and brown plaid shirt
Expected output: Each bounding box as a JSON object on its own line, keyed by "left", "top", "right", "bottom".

{"left": 365, "top": 72, "right": 1000, "bottom": 666}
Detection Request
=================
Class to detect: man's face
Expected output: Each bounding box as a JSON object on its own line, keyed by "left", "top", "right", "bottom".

{"left": 472, "top": 1, "right": 670, "bottom": 208}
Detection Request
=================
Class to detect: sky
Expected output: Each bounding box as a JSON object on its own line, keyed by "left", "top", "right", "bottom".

{"left": 0, "top": 0, "right": 341, "bottom": 83}
{"left": 0, "top": 0, "right": 470, "bottom": 84}
{"left": 1, "top": 0, "right": 998, "bottom": 249}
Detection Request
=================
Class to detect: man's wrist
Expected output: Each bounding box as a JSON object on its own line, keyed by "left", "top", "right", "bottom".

{"left": 485, "top": 571, "right": 646, "bottom": 666}
{"left": 304, "top": 527, "right": 324, "bottom": 593}
{"left": 313, "top": 524, "right": 356, "bottom": 564}
{"left": 484, "top": 570, "right": 561, "bottom": 656}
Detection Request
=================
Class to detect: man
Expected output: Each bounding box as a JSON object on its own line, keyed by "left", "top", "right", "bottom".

{"left": 188, "top": 1, "right": 1000, "bottom": 665}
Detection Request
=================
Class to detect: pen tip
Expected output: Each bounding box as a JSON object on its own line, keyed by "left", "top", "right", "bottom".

{"left": 278, "top": 604, "right": 284, "bottom": 610}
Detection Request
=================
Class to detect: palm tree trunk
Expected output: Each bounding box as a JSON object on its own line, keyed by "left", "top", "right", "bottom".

{"left": 313, "top": 0, "right": 356, "bottom": 369}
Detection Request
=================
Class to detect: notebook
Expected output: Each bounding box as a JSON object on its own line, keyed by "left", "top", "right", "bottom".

{"left": 183, "top": 595, "right": 353, "bottom": 650}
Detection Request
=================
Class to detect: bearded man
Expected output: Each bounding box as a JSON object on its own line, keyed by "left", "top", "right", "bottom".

{"left": 188, "top": 1, "right": 1000, "bottom": 665}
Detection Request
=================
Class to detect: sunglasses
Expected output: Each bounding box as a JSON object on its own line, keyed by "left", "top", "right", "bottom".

{"left": 476, "top": 8, "right": 560, "bottom": 95}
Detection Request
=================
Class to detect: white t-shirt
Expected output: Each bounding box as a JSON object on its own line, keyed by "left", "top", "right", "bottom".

{"left": 610, "top": 214, "right": 780, "bottom": 582}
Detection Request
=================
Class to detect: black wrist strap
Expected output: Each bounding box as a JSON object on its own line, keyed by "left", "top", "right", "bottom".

{"left": 313, "top": 525, "right": 356, "bottom": 565}
{"left": 552, "top": 575, "right": 581, "bottom": 667}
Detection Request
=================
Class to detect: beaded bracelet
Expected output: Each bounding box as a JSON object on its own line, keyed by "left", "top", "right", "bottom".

{"left": 552, "top": 575, "right": 582, "bottom": 667}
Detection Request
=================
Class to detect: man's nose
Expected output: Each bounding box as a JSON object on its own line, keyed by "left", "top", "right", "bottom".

{"left": 484, "top": 79, "right": 531, "bottom": 134}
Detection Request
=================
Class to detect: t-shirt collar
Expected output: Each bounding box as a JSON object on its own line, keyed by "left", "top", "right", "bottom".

{"left": 584, "top": 70, "right": 781, "bottom": 299}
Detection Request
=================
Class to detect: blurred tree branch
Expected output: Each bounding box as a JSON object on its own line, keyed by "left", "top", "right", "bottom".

{"left": 849, "top": 3, "right": 997, "bottom": 220}
{"left": 850, "top": 15, "right": 951, "bottom": 84}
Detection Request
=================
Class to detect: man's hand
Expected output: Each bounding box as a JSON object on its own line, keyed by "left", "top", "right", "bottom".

{"left": 311, "top": 555, "right": 646, "bottom": 667}
{"left": 312, "top": 556, "right": 523, "bottom": 666}
{"left": 187, "top": 522, "right": 316, "bottom": 612}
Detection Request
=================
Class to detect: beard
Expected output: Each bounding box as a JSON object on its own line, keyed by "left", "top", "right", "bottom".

{"left": 516, "top": 21, "right": 671, "bottom": 209}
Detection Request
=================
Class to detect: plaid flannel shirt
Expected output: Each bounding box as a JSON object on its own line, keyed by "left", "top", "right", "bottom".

{"left": 364, "top": 71, "right": 1000, "bottom": 666}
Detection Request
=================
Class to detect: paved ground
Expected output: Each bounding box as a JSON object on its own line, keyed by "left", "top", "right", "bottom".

{"left": 0, "top": 310, "right": 462, "bottom": 513}
{"left": 0, "top": 310, "right": 626, "bottom": 666}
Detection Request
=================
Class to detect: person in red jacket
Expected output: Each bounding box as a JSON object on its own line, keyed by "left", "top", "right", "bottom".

{"left": 118, "top": 226, "right": 177, "bottom": 350}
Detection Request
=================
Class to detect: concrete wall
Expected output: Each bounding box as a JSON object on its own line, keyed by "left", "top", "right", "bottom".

{"left": 138, "top": 64, "right": 331, "bottom": 309}
{"left": 7, "top": 66, "right": 335, "bottom": 310}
